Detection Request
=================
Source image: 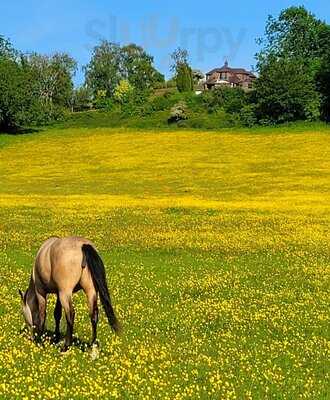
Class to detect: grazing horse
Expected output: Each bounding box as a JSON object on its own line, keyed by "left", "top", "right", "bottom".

{"left": 19, "top": 236, "right": 120, "bottom": 351}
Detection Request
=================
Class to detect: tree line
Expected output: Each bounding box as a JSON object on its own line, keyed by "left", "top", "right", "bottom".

{"left": 0, "top": 6, "right": 329, "bottom": 132}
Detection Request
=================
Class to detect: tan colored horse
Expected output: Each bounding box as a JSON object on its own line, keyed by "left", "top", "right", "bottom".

{"left": 19, "top": 236, "right": 120, "bottom": 351}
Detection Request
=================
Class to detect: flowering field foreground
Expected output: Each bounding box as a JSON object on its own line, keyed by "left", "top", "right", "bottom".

{"left": 0, "top": 128, "right": 329, "bottom": 399}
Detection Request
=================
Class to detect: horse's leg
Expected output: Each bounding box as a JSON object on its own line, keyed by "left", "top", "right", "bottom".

{"left": 54, "top": 295, "right": 62, "bottom": 341}
{"left": 59, "top": 290, "right": 75, "bottom": 351}
{"left": 86, "top": 289, "right": 98, "bottom": 346}
{"left": 35, "top": 290, "right": 47, "bottom": 335}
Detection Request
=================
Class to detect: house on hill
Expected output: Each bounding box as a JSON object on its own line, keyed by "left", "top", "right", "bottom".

{"left": 204, "top": 61, "right": 256, "bottom": 91}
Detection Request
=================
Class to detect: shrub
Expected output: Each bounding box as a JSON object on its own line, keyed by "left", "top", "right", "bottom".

{"left": 201, "top": 87, "right": 248, "bottom": 114}
{"left": 114, "top": 80, "right": 134, "bottom": 104}
{"left": 168, "top": 101, "right": 188, "bottom": 123}
{"left": 240, "top": 105, "right": 258, "bottom": 127}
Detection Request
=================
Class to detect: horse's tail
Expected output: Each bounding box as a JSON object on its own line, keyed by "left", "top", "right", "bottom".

{"left": 82, "top": 244, "right": 121, "bottom": 334}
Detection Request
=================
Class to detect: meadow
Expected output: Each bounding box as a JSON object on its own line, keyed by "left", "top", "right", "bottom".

{"left": 0, "top": 125, "right": 329, "bottom": 399}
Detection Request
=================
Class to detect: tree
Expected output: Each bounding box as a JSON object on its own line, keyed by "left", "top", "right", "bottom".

{"left": 255, "top": 6, "right": 328, "bottom": 123}
{"left": 26, "top": 52, "right": 77, "bottom": 107}
{"left": 317, "top": 53, "right": 330, "bottom": 121}
{"left": 170, "top": 48, "right": 189, "bottom": 71}
{"left": 254, "top": 57, "right": 320, "bottom": 123}
{"left": 152, "top": 70, "right": 166, "bottom": 87}
{"left": 257, "top": 6, "right": 326, "bottom": 67}
{"left": 84, "top": 41, "right": 163, "bottom": 98}
{"left": 0, "top": 35, "right": 16, "bottom": 59}
{"left": 171, "top": 48, "right": 193, "bottom": 92}
{"left": 84, "top": 41, "right": 122, "bottom": 98}
{"left": 121, "top": 44, "right": 164, "bottom": 91}
{"left": 0, "top": 57, "right": 36, "bottom": 131}
{"left": 316, "top": 25, "right": 330, "bottom": 121}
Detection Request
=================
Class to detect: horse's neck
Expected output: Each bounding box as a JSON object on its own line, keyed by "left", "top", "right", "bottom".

{"left": 26, "top": 276, "right": 36, "bottom": 302}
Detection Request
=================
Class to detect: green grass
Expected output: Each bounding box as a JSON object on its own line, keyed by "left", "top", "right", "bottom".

{"left": 50, "top": 109, "right": 330, "bottom": 132}
{"left": 0, "top": 125, "right": 329, "bottom": 399}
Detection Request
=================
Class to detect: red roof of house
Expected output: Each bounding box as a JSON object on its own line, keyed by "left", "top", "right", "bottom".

{"left": 206, "top": 61, "right": 256, "bottom": 78}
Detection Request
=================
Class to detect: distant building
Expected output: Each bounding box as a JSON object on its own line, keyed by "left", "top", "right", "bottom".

{"left": 205, "top": 61, "right": 256, "bottom": 91}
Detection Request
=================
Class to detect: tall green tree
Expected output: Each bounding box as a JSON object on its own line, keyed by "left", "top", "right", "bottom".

{"left": 84, "top": 41, "right": 122, "bottom": 98}
{"left": 255, "top": 6, "right": 328, "bottom": 123}
{"left": 255, "top": 57, "right": 320, "bottom": 123}
{"left": 0, "top": 57, "right": 36, "bottom": 131}
{"left": 257, "top": 6, "right": 326, "bottom": 67}
{"left": 121, "top": 44, "right": 164, "bottom": 91}
{"left": 27, "top": 52, "right": 77, "bottom": 107}
{"left": 171, "top": 48, "right": 193, "bottom": 92}
{"left": 84, "top": 41, "right": 163, "bottom": 99}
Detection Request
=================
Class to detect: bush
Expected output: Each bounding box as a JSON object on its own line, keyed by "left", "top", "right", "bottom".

{"left": 168, "top": 101, "right": 188, "bottom": 123}
{"left": 240, "top": 105, "right": 258, "bottom": 127}
{"left": 201, "top": 87, "right": 248, "bottom": 114}
{"left": 148, "top": 93, "right": 173, "bottom": 112}
{"left": 114, "top": 80, "right": 134, "bottom": 104}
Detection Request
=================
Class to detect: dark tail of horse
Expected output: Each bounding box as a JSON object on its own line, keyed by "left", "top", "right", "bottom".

{"left": 82, "top": 244, "right": 121, "bottom": 334}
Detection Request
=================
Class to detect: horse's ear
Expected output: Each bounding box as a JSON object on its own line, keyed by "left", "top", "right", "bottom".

{"left": 18, "top": 289, "right": 24, "bottom": 301}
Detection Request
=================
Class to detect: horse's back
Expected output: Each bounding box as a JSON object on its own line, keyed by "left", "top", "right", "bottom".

{"left": 35, "top": 236, "right": 94, "bottom": 293}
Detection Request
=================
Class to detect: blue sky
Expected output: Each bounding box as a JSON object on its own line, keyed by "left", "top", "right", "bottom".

{"left": 1, "top": 0, "right": 329, "bottom": 85}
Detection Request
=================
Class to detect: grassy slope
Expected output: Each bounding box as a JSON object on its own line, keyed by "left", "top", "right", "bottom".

{"left": 0, "top": 126, "right": 329, "bottom": 399}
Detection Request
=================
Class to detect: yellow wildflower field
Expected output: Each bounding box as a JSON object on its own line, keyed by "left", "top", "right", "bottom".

{"left": 0, "top": 127, "right": 329, "bottom": 399}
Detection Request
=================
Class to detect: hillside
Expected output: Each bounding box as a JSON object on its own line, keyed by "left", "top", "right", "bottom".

{"left": 0, "top": 126, "right": 329, "bottom": 399}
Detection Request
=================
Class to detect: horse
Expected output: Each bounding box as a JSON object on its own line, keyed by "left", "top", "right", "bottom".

{"left": 19, "top": 236, "right": 121, "bottom": 351}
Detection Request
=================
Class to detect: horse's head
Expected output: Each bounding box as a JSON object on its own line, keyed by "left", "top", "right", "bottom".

{"left": 19, "top": 289, "right": 39, "bottom": 330}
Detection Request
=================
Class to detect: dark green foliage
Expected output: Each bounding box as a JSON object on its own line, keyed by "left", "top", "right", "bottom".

{"left": 255, "top": 6, "right": 330, "bottom": 124}
{"left": 0, "top": 36, "right": 76, "bottom": 132}
{"left": 84, "top": 41, "right": 163, "bottom": 100}
{"left": 120, "top": 90, "right": 149, "bottom": 117}
{"left": 254, "top": 57, "right": 320, "bottom": 123}
{"left": 221, "top": 88, "right": 247, "bottom": 114}
{"left": 201, "top": 87, "right": 247, "bottom": 114}
{"left": 316, "top": 26, "right": 330, "bottom": 121}
{"left": 84, "top": 41, "right": 122, "bottom": 98}
{"left": 240, "top": 105, "right": 258, "bottom": 127}
{"left": 176, "top": 64, "right": 193, "bottom": 92}
{"left": 0, "top": 57, "right": 36, "bottom": 131}
{"left": 170, "top": 48, "right": 194, "bottom": 93}
{"left": 257, "top": 6, "right": 326, "bottom": 64}
{"left": 317, "top": 54, "right": 330, "bottom": 122}
{"left": 121, "top": 44, "right": 164, "bottom": 91}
